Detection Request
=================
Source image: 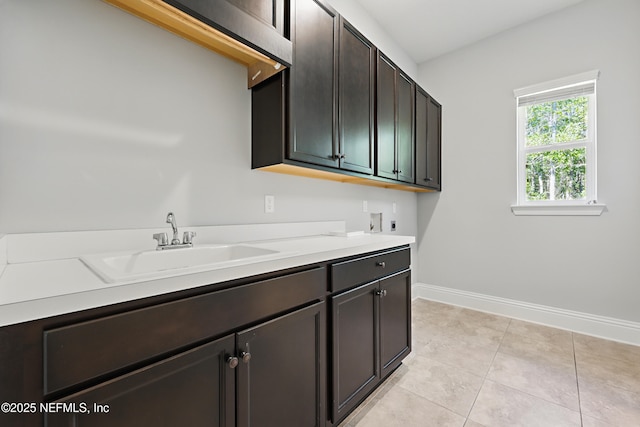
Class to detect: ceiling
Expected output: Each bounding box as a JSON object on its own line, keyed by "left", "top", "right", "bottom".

{"left": 354, "top": 0, "right": 585, "bottom": 64}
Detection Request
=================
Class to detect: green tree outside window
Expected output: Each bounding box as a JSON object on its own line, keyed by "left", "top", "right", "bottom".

{"left": 524, "top": 97, "right": 588, "bottom": 201}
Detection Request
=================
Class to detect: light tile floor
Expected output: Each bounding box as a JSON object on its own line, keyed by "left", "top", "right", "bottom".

{"left": 339, "top": 299, "right": 640, "bottom": 427}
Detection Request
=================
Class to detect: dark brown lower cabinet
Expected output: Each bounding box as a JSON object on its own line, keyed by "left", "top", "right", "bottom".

{"left": 331, "top": 281, "right": 379, "bottom": 422}
{"left": 330, "top": 269, "right": 411, "bottom": 424}
{"left": 237, "top": 301, "right": 326, "bottom": 427}
{"left": 46, "top": 335, "right": 236, "bottom": 427}
{"left": 0, "top": 246, "right": 410, "bottom": 427}
{"left": 379, "top": 271, "right": 412, "bottom": 378}
{"left": 46, "top": 302, "right": 326, "bottom": 427}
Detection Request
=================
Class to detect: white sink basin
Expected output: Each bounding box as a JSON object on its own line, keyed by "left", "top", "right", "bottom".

{"left": 81, "top": 244, "right": 281, "bottom": 283}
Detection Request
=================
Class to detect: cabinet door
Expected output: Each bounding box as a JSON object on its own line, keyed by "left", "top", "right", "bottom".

{"left": 396, "top": 72, "right": 415, "bottom": 183}
{"left": 46, "top": 335, "right": 236, "bottom": 427}
{"left": 225, "top": 0, "right": 287, "bottom": 35}
{"left": 416, "top": 88, "right": 442, "bottom": 190}
{"left": 237, "top": 302, "right": 326, "bottom": 427}
{"left": 165, "top": 0, "right": 292, "bottom": 65}
{"left": 339, "top": 18, "right": 375, "bottom": 174}
{"left": 426, "top": 95, "right": 442, "bottom": 189}
{"left": 379, "top": 270, "right": 411, "bottom": 379}
{"left": 376, "top": 53, "right": 397, "bottom": 180}
{"left": 289, "top": 0, "right": 339, "bottom": 167}
{"left": 415, "top": 88, "right": 429, "bottom": 187}
{"left": 331, "top": 281, "right": 379, "bottom": 422}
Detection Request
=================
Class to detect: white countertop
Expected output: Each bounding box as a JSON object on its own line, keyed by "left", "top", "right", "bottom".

{"left": 0, "top": 222, "right": 414, "bottom": 327}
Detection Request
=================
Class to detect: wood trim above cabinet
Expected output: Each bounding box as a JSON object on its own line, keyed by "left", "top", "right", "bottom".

{"left": 103, "top": 0, "right": 288, "bottom": 88}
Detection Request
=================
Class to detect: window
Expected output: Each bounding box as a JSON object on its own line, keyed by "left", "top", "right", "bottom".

{"left": 512, "top": 70, "right": 604, "bottom": 216}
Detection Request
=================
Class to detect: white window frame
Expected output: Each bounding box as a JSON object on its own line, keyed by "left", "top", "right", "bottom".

{"left": 511, "top": 70, "right": 605, "bottom": 216}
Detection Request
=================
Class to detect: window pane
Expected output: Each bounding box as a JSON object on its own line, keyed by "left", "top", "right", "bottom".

{"left": 526, "top": 148, "right": 586, "bottom": 201}
{"left": 525, "top": 96, "right": 588, "bottom": 146}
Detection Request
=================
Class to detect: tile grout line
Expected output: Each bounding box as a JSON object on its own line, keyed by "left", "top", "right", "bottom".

{"left": 394, "top": 383, "right": 467, "bottom": 421}
{"left": 466, "top": 318, "right": 586, "bottom": 423}
{"left": 464, "top": 317, "right": 513, "bottom": 423}
{"left": 366, "top": 301, "right": 617, "bottom": 426}
{"left": 572, "top": 333, "right": 585, "bottom": 427}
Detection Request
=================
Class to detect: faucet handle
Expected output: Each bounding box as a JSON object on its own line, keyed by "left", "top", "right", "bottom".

{"left": 153, "top": 232, "right": 168, "bottom": 247}
{"left": 183, "top": 231, "right": 196, "bottom": 245}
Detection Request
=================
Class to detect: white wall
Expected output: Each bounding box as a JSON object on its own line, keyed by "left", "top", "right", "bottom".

{"left": 0, "top": 0, "right": 417, "bottom": 243}
{"left": 326, "top": 0, "right": 418, "bottom": 79}
{"left": 416, "top": 0, "right": 640, "bottom": 322}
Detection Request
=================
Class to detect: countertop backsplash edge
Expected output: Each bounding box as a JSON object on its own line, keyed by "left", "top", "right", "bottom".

{"left": 6, "top": 220, "right": 347, "bottom": 264}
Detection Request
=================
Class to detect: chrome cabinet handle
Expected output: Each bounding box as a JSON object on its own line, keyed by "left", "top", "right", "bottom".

{"left": 424, "top": 177, "right": 433, "bottom": 182}
{"left": 375, "top": 261, "right": 386, "bottom": 268}
{"left": 240, "top": 351, "right": 251, "bottom": 363}
{"left": 376, "top": 289, "right": 387, "bottom": 297}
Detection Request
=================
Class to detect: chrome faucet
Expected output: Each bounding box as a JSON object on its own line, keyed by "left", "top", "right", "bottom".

{"left": 166, "top": 212, "right": 180, "bottom": 245}
{"left": 153, "top": 212, "right": 196, "bottom": 250}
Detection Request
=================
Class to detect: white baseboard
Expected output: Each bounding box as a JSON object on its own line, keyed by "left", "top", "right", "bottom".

{"left": 412, "top": 283, "right": 640, "bottom": 346}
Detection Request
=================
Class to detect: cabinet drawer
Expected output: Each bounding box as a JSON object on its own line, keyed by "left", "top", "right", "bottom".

{"left": 330, "top": 247, "right": 410, "bottom": 292}
{"left": 44, "top": 267, "right": 325, "bottom": 395}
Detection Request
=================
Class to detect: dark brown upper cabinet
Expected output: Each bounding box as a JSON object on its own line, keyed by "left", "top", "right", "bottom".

{"left": 338, "top": 18, "right": 375, "bottom": 175}
{"left": 164, "top": 0, "right": 292, "bottom": 66}
{"left": 253, "top": 0, "right": 376, "bottom": 174}
{"left": 416, "top": 87, "right": 442, "bottom": 190}
{"left": 287, "top": 3, "right": 375, "bottom": 174}
{"left": 288, "top": 0, "right": 339, "bottom": 168}
{"left": 376, "top": 53, "right": 415, "bottom": 184}
{"left": 397, "top": 71, "right": 415, "bottom": 183}
{"left": 251, "top": 0, "right": 438, "bottom": 192}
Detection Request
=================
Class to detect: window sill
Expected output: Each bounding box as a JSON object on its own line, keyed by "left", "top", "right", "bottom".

{"left": 510, "top": 204, "right": 606, "bottom": 216}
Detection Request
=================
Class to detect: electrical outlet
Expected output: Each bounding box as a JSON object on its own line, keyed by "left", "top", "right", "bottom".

{"left": 264, "top": 195, "right": 275, "bottom": 213}
{"left": 391, "top": 220, "right": 397, "bottom": 231}
{"left": 392, "top": 202, "right": 397, "bottom": 214}
{"left": 362, "top": 200, "right": 368, "bottom": 212}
